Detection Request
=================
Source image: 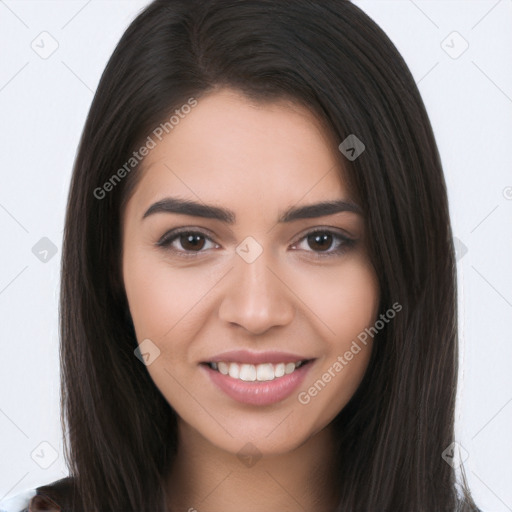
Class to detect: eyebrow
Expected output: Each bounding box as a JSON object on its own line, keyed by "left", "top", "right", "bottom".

{"left": 142, "top": 196, "right": 362, "bottom": 223}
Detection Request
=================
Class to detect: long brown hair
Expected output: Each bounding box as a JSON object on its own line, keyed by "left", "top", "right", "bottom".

{"left": 60, "top": 1, "right": 480, "bottom": 510}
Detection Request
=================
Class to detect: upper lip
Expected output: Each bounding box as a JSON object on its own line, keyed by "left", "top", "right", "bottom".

{"left": 203, "top": 350, "right": 313, "bottom": 365}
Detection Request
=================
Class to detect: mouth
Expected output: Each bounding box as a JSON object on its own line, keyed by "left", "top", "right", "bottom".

{"left": 200, "top": 359, "right": 313, "bottom": 382}
{"left": 200, "top": 357, "right": 315, "bottom": 406}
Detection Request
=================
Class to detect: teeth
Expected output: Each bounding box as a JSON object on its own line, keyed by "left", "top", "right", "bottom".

{"left": 228, "top": 363, "right": 240, "bottom": 379}
{"left": 239, "top": 364, "right": 257, "bottom": 381}
{"left": 256, "top": 363, "right": 274, "bottom": 381}
{"left": 285, "top": 362, "right": 296, "bottom": 374}
{"left": 208, "top": 360, "right": 307, "bottom": 382}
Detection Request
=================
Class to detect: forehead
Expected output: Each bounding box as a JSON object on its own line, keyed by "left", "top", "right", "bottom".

{"left": 125, "top": 88, "right": 351, "bottom": 220}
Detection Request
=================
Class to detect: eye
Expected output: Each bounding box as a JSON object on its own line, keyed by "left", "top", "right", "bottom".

{"left": 290, "top": 229, "right": 356, "bottom": 258}
{"left": 156, "top": 227, "right": 356, "bottom": 259}
{"left": 156, "top": 229, "right": 218, "bottom": 258}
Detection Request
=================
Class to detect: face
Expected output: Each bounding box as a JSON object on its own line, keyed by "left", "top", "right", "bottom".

{"left": 121, "top": 88, "right": 380, "bottom": 457}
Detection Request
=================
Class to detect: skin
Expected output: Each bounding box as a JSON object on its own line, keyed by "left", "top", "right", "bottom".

{"left": 121, "top": 87, "right": 380, "bottom": 512}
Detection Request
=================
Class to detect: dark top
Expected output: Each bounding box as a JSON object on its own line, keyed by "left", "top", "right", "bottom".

{"left": 0, "top": 477, "right": 74, "bottom": 512}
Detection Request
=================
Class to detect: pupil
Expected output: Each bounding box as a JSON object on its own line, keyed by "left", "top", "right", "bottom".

{"left": 181, "top": 234, "right": 205, "bottom": 251}
{"left": 308, "top": 232, "right": 332, "bottom": 251}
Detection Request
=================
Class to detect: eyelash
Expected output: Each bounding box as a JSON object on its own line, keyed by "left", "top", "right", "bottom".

{"left": 156, "top": 227, "right": 356, "bottom": 260}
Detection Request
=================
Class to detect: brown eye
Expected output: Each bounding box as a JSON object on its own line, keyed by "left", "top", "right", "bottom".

{"left": 292, "top": 229, "right": 356, "bottom": 259}
{"left": 306, "top": 232, "right": 334, "bottom": 252}
{"left": 157, "top": 229, "right": 217, "bottom": 257}
{"left": 178, "top": 233, "right": 206, "bottom": 251}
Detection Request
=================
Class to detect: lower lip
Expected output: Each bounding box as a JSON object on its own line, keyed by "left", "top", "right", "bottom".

{"left": 201, "top": 361, "right": 314, "bottom": 406}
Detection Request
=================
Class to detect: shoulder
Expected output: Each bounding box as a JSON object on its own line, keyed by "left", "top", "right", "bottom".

{"left": 0, "top": 476, "right": 76, "bottom": 512}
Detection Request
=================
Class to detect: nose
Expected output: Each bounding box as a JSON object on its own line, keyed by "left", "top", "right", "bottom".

{"left": 217, "top": 247, "right": 295, "bottom": 335}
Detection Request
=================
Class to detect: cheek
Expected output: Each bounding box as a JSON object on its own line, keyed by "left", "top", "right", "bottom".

{"left": 294, "top": 257, "right": 380, "bottom": 417}
{"left": 123, "top": 247, "right": 207, "bottom": 341}
{"left": 325, "top": 260, "right": 380, "bottom": 342}
{"left": 123, "top": 249, "right": 169, "bottom": 339}
{"left": 291, "top": 255, "right": 380, "bottom": 345}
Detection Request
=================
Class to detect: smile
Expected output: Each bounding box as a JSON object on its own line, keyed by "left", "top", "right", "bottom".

{"left": 200, "top": 357, "right": 315, "bottom": 406}
{"left": 206, "top": 360, "right": 309, "bottom": 382}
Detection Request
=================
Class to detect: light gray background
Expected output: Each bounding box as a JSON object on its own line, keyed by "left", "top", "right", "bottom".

{"left": 0, "top": 1, "right": 511, "bottom": 510}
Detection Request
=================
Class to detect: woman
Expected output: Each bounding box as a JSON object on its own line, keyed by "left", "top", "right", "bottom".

{"left": 0, "top": 0, "right": 481, "bottom": 510}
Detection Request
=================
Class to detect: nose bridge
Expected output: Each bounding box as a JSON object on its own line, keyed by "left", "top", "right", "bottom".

{"left": 217, "top": 237, "right": 294, "bottom": 334}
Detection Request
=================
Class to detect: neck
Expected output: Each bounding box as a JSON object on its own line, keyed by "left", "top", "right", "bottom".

{"left": 165, "top": 421, "right": 340, "bottom": 512}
